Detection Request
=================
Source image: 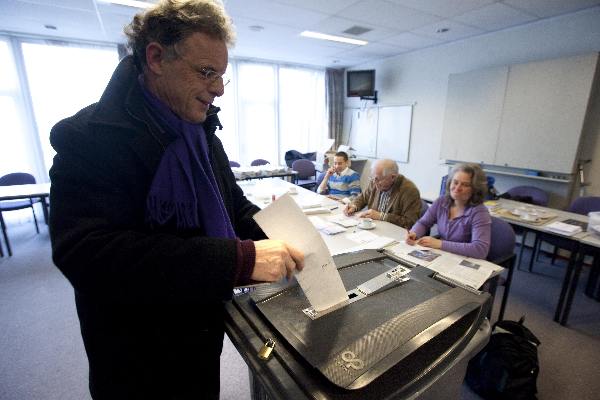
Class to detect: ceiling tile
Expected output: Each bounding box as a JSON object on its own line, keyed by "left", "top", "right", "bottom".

{"left": 224, "top": 0, "right": 329, "bottom": 29}
{"left": 411, "top": 19, "right": 485, "bottom": 41}
{"left": 271, "top": 0, "right": 357, "bottom": 14}
{"left": 379, "top": 31, "right": 443, "bottom": 49}
{"left": 389, "top": 0, "right": 496, "bottom": 18}
{"left": 454, "top": 2, "right": 538, "bottom": 31}
{"left": 338, "top": 0, "right": 442, "bottom": 31}
{"left": 308, "top": 16, "right": 402, "bottom": 42}
{"left": 502, "top": 0, "right": 600, "bottom": 18}
{"left": 0, "top": 0, "right": 104, "bottom": 40}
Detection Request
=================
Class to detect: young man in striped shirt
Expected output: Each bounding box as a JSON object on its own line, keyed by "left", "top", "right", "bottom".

{"left": 317, "top": 151, "right": 362, "bottom": 199}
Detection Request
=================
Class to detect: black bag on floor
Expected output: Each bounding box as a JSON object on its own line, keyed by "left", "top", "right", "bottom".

{"left": 466, "top": 316, "right": 541, "bottom": 400}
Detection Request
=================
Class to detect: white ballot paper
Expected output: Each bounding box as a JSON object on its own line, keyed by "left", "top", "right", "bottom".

{"left": 253, "top": 194, "right": 348, "bottom": 312}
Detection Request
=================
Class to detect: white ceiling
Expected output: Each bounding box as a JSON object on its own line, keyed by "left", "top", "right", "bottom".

{"left": 1, "top": 0, "right": 599, "bottom": 68}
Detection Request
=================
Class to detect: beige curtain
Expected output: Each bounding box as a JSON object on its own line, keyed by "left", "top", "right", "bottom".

{"left": 325, "top": 68, "right": 345, "bottom": 148}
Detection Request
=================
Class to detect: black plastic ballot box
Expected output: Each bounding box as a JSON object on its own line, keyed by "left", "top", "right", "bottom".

{"left": 224, "top": 249, "right": 492, "bottom": 400}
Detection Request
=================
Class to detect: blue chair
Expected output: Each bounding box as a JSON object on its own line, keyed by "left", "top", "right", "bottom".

{"left": 506, "top": 185, "right": 549, "bottom": 206}
{"left": 505, "top": 186, "right": 549, "bottom": 270}
{"left": 316, "top": 172, "right": 326, "bottom": 192}
{"left": 229, "top": 161, "right": 240, "bottom": 168}
{"left": 419, "top": 199, "right": 429, "bottom": 218}
{"left": 250, "top": 159, "right": 269, "bottom": 167}
{"left": 486, "top": 217, "right": 517, "bottom": 321}
{"left": 291, "top": 159, "right": 317, "bottom": 190}
{"left": 0, "top": 173, "right": 40, "bottom": 256}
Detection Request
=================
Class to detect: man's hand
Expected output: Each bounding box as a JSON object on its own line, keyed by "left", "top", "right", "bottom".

{"left": 252, "top": 240, "right": 304, "bottom": 282}
{"left": 417, "top": 236, "right": 442, "bottom": 250}
{"left": 358, "top": 209, "right": 382, "bottom": 220}
{"left": 406, "top": 231, "right": 418, "bottom": 245}
{"left": 325, "top": 167, "right": 335, "bottom": 177}
{"left": 344, "top": 204, "right": 357, "bottom": 216}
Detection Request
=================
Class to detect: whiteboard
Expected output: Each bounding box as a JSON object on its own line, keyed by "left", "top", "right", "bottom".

{"left": 347, "top": 108, "right": 378, "bottom": 158}
{"left": 346, "top": 105, "right": 413, "bottom": 162}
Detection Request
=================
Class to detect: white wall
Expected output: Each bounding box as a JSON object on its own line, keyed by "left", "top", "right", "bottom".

{"left": 345, "top": 6, "right": 600, "bottom": 205}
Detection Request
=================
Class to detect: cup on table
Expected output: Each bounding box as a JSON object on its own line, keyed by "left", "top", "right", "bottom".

{"left": 288, "top": 186, "right": 298, "bottom": 195}
{"left": 359, "top": 218, "right": 374, "bottom": 229}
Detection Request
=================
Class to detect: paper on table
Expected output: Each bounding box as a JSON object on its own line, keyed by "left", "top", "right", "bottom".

{"left": 302, "top": 207, "right": 331, "bottom": 215}
{"left": 328, "top": 214, "right": 360, "bottom": 227}
{"left": 337, "top": 236, "right": 397, "bottom": 255}
{"left": 386, "top": 241, "right": 441, "bottom": 267}
{"left": 427, "top": 253, "right": 501, "bottom": 290}
{"left": 253, "top": 194, "right": 348, "bottom": 312}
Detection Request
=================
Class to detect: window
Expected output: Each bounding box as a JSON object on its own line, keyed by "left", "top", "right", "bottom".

{"left": 278, "top": 66, "right": 326, "bottom": 163}
{"left": 214, "top": 60, "right": 327, "bottom": 166}
{"left": 0, "top": 39, "right": 36, "bottom": 178}
{"left": 21, "top": 41, "right": 119, "bottom": 173}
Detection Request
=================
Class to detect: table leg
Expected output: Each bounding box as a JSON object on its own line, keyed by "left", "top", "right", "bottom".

{"left": 528, "top": 234, "right": 540, "bottom": 272}
{"left": 40, "top": 195, "right": 49, "bottom": 224}
{"left": 585, "top": 251, "right": 600, "bottom": 298}
{"left": 560, "top": 248, "right": 587, "bottom": 326}
{"left": 0, "top": 212, "right": 12, "bottom": 257}
{"left": 554, "top": 247, "right": 579, "bottom": 322}
{"left": 517, "top": 230, "right": 528, "bottom": 271}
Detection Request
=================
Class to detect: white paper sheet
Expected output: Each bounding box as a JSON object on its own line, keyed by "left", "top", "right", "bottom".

{"left": 328, "top": 214, "right": 360, "bottom": 227}
{"left": 253, "top": 194, "right": 348, "bottom": 311}
{"left": 338, "top": 236, "right": 397, "bottom": 255}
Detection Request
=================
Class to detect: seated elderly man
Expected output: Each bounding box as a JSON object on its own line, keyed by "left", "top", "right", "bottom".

{"left": 317, "top": 151, "right": 361, "bottom": 199}
{"left": 344, "top": 159, "right": 421, "bottom": 228}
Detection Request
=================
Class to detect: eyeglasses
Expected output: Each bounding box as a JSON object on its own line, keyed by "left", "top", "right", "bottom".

{"left": 194, "top": 66, "right": 231, "bottom": 87}
{"left": 178, "top": 55, "right": 230, "bottom": 87}
{"left": 370, "top": 175, "right": 392, "bottom": 183}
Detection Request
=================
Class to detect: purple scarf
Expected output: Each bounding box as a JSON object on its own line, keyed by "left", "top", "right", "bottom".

{"left": 140, "top": 81, "right": 236, "bottom": 239}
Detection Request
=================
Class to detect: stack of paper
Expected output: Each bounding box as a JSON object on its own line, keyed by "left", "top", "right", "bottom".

{"left": 308, "top": 216, "right": 347, "bottom": 235}
{"left": 545, "top": 221, "right": 583, "bottom": 236}
{"left": 333, "top": 230, "right": 397, "bottom": 255}
{"left": 328, "top": 214, "right": 360, "bottom": 227}
{"left": 386, "top": 241, "right": 503, "bottom": 290}
{"left": 386, "top": 242, "right": 441, "bottom": 267}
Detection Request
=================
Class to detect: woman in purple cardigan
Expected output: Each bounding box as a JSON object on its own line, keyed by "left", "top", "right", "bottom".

{"left": 407, "top": 163, "right": 491, "bottom": 259}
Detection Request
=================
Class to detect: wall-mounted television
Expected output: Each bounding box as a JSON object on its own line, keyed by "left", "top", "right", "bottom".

{"left": 347, "top": 70, "right": 376, "bottom": 98}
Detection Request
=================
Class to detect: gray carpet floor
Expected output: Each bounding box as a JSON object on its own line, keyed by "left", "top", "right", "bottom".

{"left": 1, "top": 220, "right": 599, "bottom": 399}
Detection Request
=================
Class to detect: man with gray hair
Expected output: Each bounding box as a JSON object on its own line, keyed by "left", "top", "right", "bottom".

{"left": 48, "top": 1, "right": 303, "bottom": 398}
{"left": 345, "top": 159, "right": 421, "bottom": 228}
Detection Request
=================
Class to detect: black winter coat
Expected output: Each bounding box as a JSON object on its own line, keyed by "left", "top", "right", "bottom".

{"left": 49, "top": 56, "right": 264, "bottom": 399}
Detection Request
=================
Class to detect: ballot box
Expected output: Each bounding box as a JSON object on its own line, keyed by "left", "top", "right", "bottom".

{"left": 224, "top": 250, "right": 491, "bottom": 400}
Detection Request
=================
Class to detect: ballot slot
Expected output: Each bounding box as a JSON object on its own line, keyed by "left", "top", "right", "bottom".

{"left": 302, "top": 264, "right": 411, "bottom": 320}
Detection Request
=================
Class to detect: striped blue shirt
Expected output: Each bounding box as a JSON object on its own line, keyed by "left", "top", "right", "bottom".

{"left": 324, "top": 167, "right": 361, "bottom": 197}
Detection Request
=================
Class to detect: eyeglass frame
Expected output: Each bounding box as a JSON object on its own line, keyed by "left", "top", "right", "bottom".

{"left": 370, "top": 173, "right": 396, "bottom": 183}
{"left": 169, "top": 44, "right": 231, "bottom": 87}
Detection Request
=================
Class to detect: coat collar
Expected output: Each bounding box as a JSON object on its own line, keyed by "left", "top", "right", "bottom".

{"left": 88, "top": 55, "right": 223, "bottom": 174}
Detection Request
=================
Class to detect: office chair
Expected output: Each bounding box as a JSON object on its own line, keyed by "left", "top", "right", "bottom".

{"left": 291, "top": 159, "right": 317, "bottom": 190}
{"left": 0, "top": 172, "right": 40, "bottom": 256}
{"left": 229, "top": 161, "right": 240, "bottom": 168}
{"left": 506, "top": 185, "right": 549, "bottom": 206}
{"left": 315, "top": 172, "right": 326, "bottom": 193}
{"left": 250, "top": 159, "right": 270, "bottom": 167}
{"left": 486, "top": 216, "right": 517, "bottom": 321}
{"left": 419, "top": 199, "right": 429, "bottom": 219}
{"left": 504, "top": 186, "right": 549, "bottom": 270}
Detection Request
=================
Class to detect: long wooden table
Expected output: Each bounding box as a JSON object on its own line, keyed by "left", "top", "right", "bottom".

{"left": 0, "top": 183, "right": 50, "bottom": 257}
{"left": 489, "top": 198, "right": 600, "bottom": 325}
